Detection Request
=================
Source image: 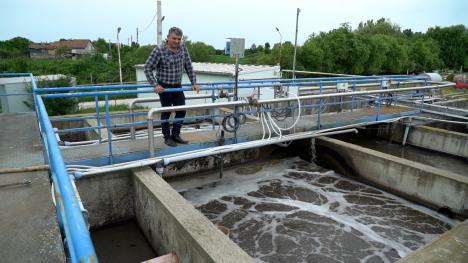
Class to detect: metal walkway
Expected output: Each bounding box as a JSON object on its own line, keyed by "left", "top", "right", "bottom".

{"left": 0, "top": 72, "right": 458, "bottom": 263}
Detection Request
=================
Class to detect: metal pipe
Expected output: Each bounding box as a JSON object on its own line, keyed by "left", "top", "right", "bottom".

{"left": 148, "top": 117, "right": 155, "bottom": 157}
{"left": 76, "top": 128, "right": 358, "bottom": 179}
{"left": 105, "top": 95, "right": 113, "bottom": 164}
{"left": 409, "top": 116, "right": 468, "bottom": 125}
{"left": 0, "top": 165, "right": 49, "bottom": 174}
{"left": 75, "top": 115, "right": 416, "bottom": 179}
{"left": 146, "top": 83, "right": 453, "bottom": 156}
{"left": 257, "top": 83, "right": 453, "bottom": 104}
{"left": 299, "top": 80, "right": 424, "bottom": 92}
{"left": 35, "top": 95, "right": 97, "bottom": 262}
{"left": 95, "top": 96, "right": 102, "bottom": 143}
{"left": 35, "top": 75, "right": 421, "bottom": 93}
{"left": 282, "top": 69, "right": 359, "bottom": 77}
{"left": 402, "top": 117, "right": 412, "bottom": 146}
{"left": 40, "top": 76, "right": 428, "bottom": 97}
{"left": 129, "top": 93, "right": 233, "bottom": 139}
{"left": 162, "top": 129, "right": 356, "bottom": 166}
{"left": 421, "top": 109, "right": 468, "bottom": 121}
{"left": 147, "top": 83, "right": 452, "bottom": 118}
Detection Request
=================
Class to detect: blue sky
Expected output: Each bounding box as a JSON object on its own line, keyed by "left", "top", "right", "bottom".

{"left": 1, "top": 0, "right": 467, "bottom": 49}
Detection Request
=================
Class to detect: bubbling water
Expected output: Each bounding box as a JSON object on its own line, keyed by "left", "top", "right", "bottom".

{"left": 183, "top": 158, "right": 456, "bottom": 263}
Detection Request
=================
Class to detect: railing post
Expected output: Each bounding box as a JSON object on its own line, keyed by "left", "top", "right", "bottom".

{"left": 148, "top": 116, "right": 155, "bottom": 158}
{"left": 104, "top": 95, "right": 113, "bottom": 164}
{"left": 211, "top": 85, "right": 216, "bottom": 130}
{"left": 316, "top": 80, "right": 322, "bottom": 129}
{"left": 95, "top": 96, "right": 102, "bottom": 143}
{"left": 376, "top": 79, "right": 383, "bottom": 121}
{"left": 130, "top": 101, "right": 136, "bottom": 140}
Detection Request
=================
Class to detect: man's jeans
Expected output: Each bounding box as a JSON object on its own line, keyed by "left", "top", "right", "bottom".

{"left": 158, "top": 85, "right": 186, "bottom": 138}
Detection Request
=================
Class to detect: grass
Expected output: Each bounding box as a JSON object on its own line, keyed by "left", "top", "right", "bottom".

{"left": 78, "top": 104, "right": 146, "bottom": 114}
{"left": 77, "top": 93, "right": 138, "bottom": 102}
{"left": 440, "top": 87, "right": 468, "bottom": 96}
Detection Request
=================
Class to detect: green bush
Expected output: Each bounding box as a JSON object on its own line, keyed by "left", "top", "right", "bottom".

{"left": 24, "top": 76, "right": 78, "bottom": 116}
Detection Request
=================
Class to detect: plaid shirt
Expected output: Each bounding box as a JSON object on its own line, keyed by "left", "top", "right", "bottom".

{"left": 144, "top": 42, "right": 196, "bottom": 86}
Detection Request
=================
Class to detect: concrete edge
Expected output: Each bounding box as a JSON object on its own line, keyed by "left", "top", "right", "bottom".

{"left": 131, "top": 167, "right": 253, "bottom": 263}
{"left": 396, "top": 219, "right": 468, "bottom": 263}
{"left": 317, "top": 136, "right": 468, "bottom": 184}
{"left": 417, "top": 125, "right": 468, "bottom": 138}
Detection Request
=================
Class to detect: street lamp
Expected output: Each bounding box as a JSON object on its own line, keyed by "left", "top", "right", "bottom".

{"left": 117, "top": 27, "right": 123, "bottom": 85}
{"left": 275, "top": 27, "right": 282, "bottom": 68}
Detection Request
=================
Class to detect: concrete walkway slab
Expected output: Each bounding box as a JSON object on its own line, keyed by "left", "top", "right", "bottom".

{"left": 0, "top": 113, "right": 65, "bottom": 262}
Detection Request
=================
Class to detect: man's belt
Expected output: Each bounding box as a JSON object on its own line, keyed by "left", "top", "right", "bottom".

{"left": 159, "top": 83, "right": 181, "bottom": 88}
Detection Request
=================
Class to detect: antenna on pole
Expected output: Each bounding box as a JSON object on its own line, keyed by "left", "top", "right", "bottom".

{"left": 157, "top": 0, "right": 163, "bottom": 46}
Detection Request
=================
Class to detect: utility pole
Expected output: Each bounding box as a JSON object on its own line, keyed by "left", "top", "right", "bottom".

{"left": 108, "top": 39, "right": 112, "bottom": 59}
{"left": 157, "top": 0, "right": 163, "bottom": 46}
{"left": 292, "top": 8, "right": 300, "bottom": 80}
{"left": 136, "top": 28, "right": 139, "bottom": 45}
{"left": 275, "top": 27, "right": 282, "bottom": 68}
{"left": 117, "top": 27, "right": 123, "bottom": 85}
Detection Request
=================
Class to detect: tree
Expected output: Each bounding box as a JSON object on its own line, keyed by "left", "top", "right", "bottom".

{"left": 409, "top": 37, "right": 441, "bottom": 72}
{"left": 93, "top": 38, "right": 110, "bottom": 54}
{"left": 24, "top": 76, "right": 78, "bottom": 116}
{"left": 264, "top": 42, "right": 271, "bottom": 54}
{"left": 299, "top": 37, "right": 324, "bottom": 71}
{"left": 357, "top": 18, "right": 402, "bottom": 36}
{"left": 56, "top": 45, "right": 71, "bottom": 57}
{"left": 185, "top": 41, "right": 216, "bottom": 62}
{"left": 0, "top": 37, "right": 31, "bottom": 58}
{"left": 427, "top": 25, "right": 468, "bottom": 69}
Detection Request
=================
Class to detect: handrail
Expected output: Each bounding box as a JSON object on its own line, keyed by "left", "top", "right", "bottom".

{"left": 40, "top": 76, "right": 429, "bottom": 99}
{"left": 146, "top": 83, "right": 454, "bottom": 157}
{"left": 31, "top": 74, "right": 98, "bottom": 263}
{"left": 37, "top": 75, "right": 428, "bottom": 96}
{"left": 129, "top": 93, "right": 233, "bottom": 139}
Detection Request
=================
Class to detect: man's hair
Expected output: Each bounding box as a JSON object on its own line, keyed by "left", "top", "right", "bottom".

{"left": 168, "top": 27, "right": 183, "bottom": 37}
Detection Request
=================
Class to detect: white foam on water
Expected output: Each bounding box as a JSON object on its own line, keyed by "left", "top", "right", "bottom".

{"left": 183, "top": 157, "right": 456, "bottom": 263}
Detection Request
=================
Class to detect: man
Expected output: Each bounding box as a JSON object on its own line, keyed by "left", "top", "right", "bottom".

{"left": 144, "top": 27, "right": 200, "bottom": 147}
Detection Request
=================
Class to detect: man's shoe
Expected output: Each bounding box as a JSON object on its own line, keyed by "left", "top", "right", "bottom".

{"left": 164, "top": 137, "right": 177, "bottom": 147}
{"left": 172, "top": 135, "right": 188, "bottom": 144}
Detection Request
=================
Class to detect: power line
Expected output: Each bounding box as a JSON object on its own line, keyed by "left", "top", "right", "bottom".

{"left": 139, "top": 11, "right": 157, "bottom": 33}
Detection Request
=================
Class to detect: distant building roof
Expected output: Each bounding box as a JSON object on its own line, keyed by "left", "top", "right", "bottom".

{"left": 29, "top": 39, "right": 92, "bottom": 50}
{"left": 53, "top": 39, "right": 92, "bottom": 49}
{"left": 29, "top": 43, "right": 56, "bottom": 50}
{"left": 135, "top": 62, "right": 279, "bottom": 76}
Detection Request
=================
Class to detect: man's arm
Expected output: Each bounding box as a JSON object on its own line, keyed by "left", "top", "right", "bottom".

{"left": 144, "top": 47, "right": 161, "bottom": 86}
{"left": 144, "top": 47, "right": 165, "bottom": 93}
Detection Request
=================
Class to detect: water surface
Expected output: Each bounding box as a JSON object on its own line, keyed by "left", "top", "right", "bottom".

{"left": 183, "top": 158, "right": 455, "bottom": 263}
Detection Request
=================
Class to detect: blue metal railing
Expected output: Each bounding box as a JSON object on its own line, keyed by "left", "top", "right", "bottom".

{"left": 38, "top": 76, "right": 428, "bottom": 97}
{"left": 0, "top": 71, "right": 435, "bottom": 263}
{"left": 0, "top": 73, "right": 98, "bottom": 263}
{"left": 1, "top": 72, "right": 433, "bottom": 262}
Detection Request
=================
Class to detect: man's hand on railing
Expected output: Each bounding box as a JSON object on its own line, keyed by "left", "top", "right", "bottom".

{"left": 192, "top": 84, "right": 200, "bottom": 93}
{"left": 154, "top": 85, "right": 164, "bottom": 94}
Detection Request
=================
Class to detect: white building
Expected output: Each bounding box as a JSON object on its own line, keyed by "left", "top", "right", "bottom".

{"left": 135, "top": 62, "right": 281, "bottom": 107}
{"left": 0, "top": 74, "right": 67, "bottom": 113}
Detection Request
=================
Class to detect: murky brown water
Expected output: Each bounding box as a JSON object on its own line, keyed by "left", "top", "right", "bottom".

{"left": 91, "top": 220, "right": 156, "bottom": 263}
{"left": 183, "top": 158, "right": 455, "bottom": 263}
